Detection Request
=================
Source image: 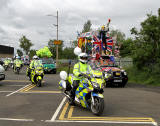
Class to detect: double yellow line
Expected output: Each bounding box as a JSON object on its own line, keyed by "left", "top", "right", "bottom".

{"left": 19, "top": 84, "right": 36, "bottom": 92}
{"left": 59, "top": 102, "right": 156, "bottom": 123}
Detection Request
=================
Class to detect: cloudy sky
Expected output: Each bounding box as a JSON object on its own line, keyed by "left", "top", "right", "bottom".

{"left": 0, "top": 0, "right": 160, "bottom": 51}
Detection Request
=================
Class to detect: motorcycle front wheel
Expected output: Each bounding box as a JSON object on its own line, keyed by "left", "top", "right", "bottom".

{"left": 17, "top": 69, "right": 20, "bottom": 74}
{"left": 91, "top": 97, "right": 104, "bottom": 116}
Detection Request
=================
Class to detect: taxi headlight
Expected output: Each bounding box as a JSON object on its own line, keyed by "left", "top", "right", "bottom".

{"left": 124, "top": 71, "right": 127, "bottom": 76}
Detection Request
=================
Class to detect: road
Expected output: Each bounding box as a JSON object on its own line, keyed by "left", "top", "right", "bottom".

{"left": 0, "top": 66, "right": 159, "bottom": 126}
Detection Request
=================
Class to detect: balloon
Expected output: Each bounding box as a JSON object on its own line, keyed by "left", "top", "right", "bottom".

{"left": 36, "top": 46, "right": 53, "bottom": 58}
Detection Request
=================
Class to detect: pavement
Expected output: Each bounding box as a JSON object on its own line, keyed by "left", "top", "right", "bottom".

{"left": 0, "top": 66, "right": 159, "bottom": 126}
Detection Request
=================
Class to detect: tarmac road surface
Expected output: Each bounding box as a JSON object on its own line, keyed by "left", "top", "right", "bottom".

{"left": 0, "top": 66, "right": 159, "bottom": 126}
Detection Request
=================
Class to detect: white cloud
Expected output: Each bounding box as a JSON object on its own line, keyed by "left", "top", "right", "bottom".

{"left": 0, "top": 0, "right": 160, "bottom": 51}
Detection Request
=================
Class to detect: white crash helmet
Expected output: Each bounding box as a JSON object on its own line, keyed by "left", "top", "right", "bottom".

{"left": 60, "top": 71, "right": 67, "bottom": 80}
{"left": 33, "top": 55, "right": 39, "bottom": 60}
{"left": 78, "top": 53, "right": 88, "bottom": 64}
{"left": 74, "top": 46, "right": 82, "bottom": 56}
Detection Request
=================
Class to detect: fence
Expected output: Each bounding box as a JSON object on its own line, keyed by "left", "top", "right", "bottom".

{"left": 58, "top": 58, "right": 133, "bottom": 68}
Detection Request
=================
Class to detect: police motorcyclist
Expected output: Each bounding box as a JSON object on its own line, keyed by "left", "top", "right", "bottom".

{"left": 29, "top": 55, "right": 39, "bottom": 69}
{"left": 71, "top": 53, "right": 92, "bottom": 102}
{"left": 13, "top": 56, "right": 22, "bottom": 71}
{"left": 27, "top": 55, "right": 39, "bottom": 78}
{"left": 4, "top": 58, "right": 11, "bottom": 66}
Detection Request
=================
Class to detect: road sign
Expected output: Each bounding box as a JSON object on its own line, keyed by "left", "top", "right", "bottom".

{"left": 53, "top": 40, "right": 62, "bottom": 45}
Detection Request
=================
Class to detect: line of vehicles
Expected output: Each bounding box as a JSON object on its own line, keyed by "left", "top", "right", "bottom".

{"left": 0, "top": 56, "right": 56, "bottom": 87}
{"left": 1, "top": 19, "right": 128, "bottom": 116}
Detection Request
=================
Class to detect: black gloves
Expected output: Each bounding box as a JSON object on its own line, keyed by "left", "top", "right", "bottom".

{"left": 78, "top": 73, "right": 83, "bottom": 77}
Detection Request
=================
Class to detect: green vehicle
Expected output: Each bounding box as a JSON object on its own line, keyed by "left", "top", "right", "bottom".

{"left": 40, "top": 58, "right": 56, "bottom": 74}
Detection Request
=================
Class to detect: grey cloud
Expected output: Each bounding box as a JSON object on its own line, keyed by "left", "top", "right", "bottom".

{"left": 0, "top": 0, "right": 160, "bottom": 50}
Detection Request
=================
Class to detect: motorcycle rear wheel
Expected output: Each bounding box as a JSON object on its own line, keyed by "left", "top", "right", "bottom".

{"left": 91, "top": 97, "right": 104, "bottom": 116}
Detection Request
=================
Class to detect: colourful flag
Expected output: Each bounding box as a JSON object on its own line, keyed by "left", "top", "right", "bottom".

{"left": 107, "top": 38, "right": 113, "bottom": 52}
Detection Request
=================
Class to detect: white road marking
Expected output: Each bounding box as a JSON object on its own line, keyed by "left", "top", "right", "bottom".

{"left": 50, "top": 97, "right": 66, "bottom": 121}
{"left": 6, "top": 84, "right": 31, "bottom": 97}
{"left": 18, "top": 91, "right": 61, "bottom": 94}
{"left": 5, "top": 85, "right": 24, "bottom": 87}
{"left": 0, "top": 118, "right": 34, "bottom": 122}
{"left": 46, "top": 120, "right": 157, "bottom": 126}
{"left": 0, "top": 91, "right": 13, "bottom": 93}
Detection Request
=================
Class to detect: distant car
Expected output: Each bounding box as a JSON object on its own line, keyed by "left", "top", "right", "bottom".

{"left": 40, "top": 58, "right": 56, "bottom": 74}
{"left": 0, "top": 65, "right": 5, "bottom": 81}
{"left": 89, "top": 55, "right": 128, "bottom": 87}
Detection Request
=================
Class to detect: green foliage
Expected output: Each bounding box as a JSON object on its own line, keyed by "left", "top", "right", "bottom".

{"left": 60, "top": 47, "right": 76, "bottom": 59}
{"left": 110, "top": 29, "right": 126, "bottom": 42}
{"left": 120, "top": 38, "right": 133, "bottom": 57}
{"left": 47, "top": 39, "right": 76, "bottom": 59}
{"left": 57, "top": 66, "right": 73, "bottom": 74}
{"left": 17, "top": 49, "right": 23, "bottom": 57}
{"left": 29, "top": 49, "right": 36, "bottom": 59}
{"left": 130, "top": 9, "right": 160, "bottom": 70}
{"left": 82, "top": 20, "right": 92, "bottom": 33}
{"left": 126, "top": 66, "right": 160, "bottom": 86}
{"left": 19, "top": 35, "right": 33, "bottom": 55}
{"left": 122, "top": 8, "right": 160, "bottom": 86}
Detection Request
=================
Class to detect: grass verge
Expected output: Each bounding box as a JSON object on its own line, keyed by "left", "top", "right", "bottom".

{"left": 126, "top": 66, "right": 160, "bottom": 86}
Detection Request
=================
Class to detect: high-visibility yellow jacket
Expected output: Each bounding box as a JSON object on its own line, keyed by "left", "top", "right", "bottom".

{"left": 73, "top": 62, "right": 92, "bottom": 80}
{"left": 14, "top": 59, "right": 22, "bottom": 65}
{"left": 29, "top": 60, "right": 43, "bottom": 69}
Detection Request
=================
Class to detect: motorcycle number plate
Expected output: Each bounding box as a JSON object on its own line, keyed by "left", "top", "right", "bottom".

{"left": 114, "top": 80, "right": 122, "bottom": 82}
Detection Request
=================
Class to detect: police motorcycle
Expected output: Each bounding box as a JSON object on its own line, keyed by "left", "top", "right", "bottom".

{"left": 0, "top": 65, "right": 5, "bottom": 81}
{"left": 59, "top": 66, "right": 105, "bottom": 115}
{"left": 3, "top": 60, "right": 10, "bottom": 71}
{"left": 30, "top": 61, "right": 44, "bottom": 87}
{"left": 14, "top": 61, "right": 22, "bottom": 74}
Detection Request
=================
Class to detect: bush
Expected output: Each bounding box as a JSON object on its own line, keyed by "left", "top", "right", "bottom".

{"left": 126, "top": 66, "right": 160, "bottom": 86}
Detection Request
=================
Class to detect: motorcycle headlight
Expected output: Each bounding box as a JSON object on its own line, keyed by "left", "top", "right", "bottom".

{"left": 92, "top": 82, "right": 99, "bottom": 88}
{"left": 105, "top": 73, "right": 111, "bottom": 78}
{"left": 36, "top": 70, "right": 39, "bottom": 73}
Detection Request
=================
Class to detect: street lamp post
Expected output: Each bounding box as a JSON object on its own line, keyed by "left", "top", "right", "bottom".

{"left": 56, "top": 11, "right": 59, "bottom": 67}
{"left": 47, "top": 11, "right": 59, "bottom": 67}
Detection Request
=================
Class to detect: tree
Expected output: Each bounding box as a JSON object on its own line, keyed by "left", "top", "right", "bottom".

{"left": 61, "top": 47, "right": 76, "bottom": 59}
{"left": 17, "top": 49, "right": 23, "bottom": 57}
{"left": 82, "top": 20, "right": 92, "bottom": 33}
{"left": 19, "top": 35, "right": 33, "bottom": 55}
{"left": 120, "top": 38, "right": 133, "bottom": 57}
{"left": 110, "top": 29, "right": 126, "bottom": 43}
{"left": 130, "top": 8, "right": 160, "bottom": 70}
{"left": 29, "top": 49, "right": 36, "bottom": 59}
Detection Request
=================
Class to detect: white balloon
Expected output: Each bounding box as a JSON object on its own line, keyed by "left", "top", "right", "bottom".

{"left": 74, "top": 47, "right": 82, "bottom": 56}
{"left": 60, "top": 71, "right": 67, "bottom": 80}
